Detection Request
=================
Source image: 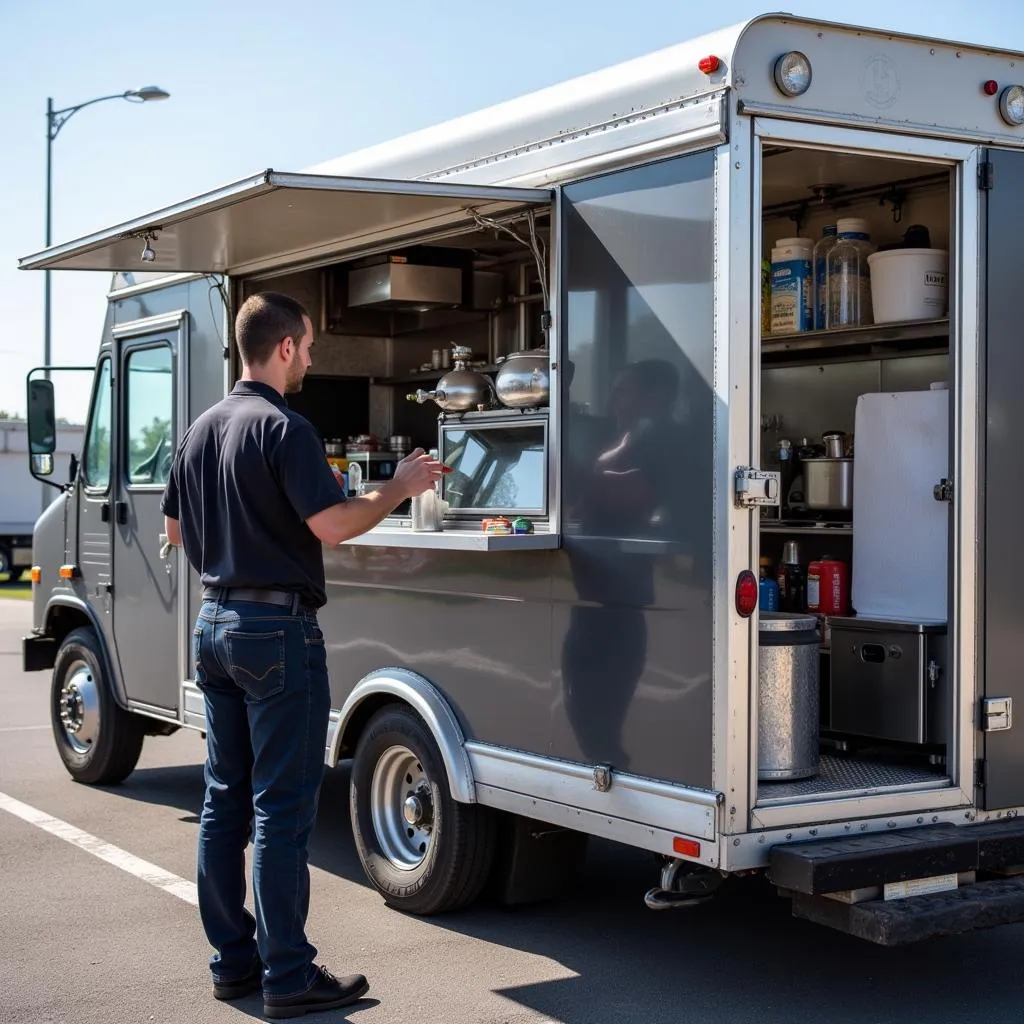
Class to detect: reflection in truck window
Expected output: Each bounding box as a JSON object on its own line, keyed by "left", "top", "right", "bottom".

{"left": 442, "top": 425, "right": 545, "bottom": 512}
{"left": 125, "top": 346, "right": 174, "bottom": 486}
{"left": 82, "top": 359, "right": 112, "bottom": 490}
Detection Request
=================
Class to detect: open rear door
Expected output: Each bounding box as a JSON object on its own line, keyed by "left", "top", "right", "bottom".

{"left": 981, "top": 147, "right": 1024, "bottom": 810}
{"left": 19, "top": 170, "right": 551, "bottom": 275}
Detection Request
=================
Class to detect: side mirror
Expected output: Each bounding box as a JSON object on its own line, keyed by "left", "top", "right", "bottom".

{"left": 27, "top": 378, "right": 56, "bottom": 457}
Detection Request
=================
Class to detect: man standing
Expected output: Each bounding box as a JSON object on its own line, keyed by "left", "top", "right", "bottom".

{"left": 161, "top": 291, "right": 442, "bottom": 1018}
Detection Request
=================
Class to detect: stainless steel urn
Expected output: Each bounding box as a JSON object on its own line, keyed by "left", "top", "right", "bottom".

{"left": 757, "top": 613, "right": 821, "bottom": 781}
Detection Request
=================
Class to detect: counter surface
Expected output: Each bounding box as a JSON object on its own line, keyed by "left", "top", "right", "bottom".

{"left": 342, "top": 522, "right": 559, "bottom": 551}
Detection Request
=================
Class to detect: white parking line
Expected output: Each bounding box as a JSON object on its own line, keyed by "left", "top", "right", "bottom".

{"left": 0, "top": 791, "right": 198, "bottom": 905}
{"left": 0, "top": 725, "right": 50, "bottom": 733}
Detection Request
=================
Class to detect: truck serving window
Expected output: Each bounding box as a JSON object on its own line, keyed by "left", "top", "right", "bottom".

{"left": 82, "top": 358, "right": 112, "bottom": 491}
{"left": 124, "top": 346, "right": 174, "bottom": 486}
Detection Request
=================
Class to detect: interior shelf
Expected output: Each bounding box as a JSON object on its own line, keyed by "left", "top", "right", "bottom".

{"left": 372, "top": 364, "right": 499, "bottom": 387}
{"left": 761, "top": 521, "right": 853, "bottom": 536}
{"left": 761, "top": 317, "right": 949, "bottom": 364}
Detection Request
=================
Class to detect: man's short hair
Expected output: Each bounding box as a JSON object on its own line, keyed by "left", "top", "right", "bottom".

{"left": 234, "top": 292, "right": 310, "bottom": 367}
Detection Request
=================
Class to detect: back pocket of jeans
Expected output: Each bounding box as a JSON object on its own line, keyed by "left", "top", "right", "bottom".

{"left": 224, "top": 630, "right": 286, "bottom": 701}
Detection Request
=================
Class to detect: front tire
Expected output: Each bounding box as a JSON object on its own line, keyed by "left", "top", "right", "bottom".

{"left": 51, "top": 627, "right": 145, "bottom": 785}
{"left": 350, "top": 704, "right": 495, "bottom": 915}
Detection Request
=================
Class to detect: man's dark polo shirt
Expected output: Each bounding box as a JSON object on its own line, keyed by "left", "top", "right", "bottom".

{"left": 160, "top": 380, "right": 344, "bottom": 608}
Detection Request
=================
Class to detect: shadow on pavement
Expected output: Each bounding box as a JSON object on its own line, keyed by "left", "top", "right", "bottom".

{"left": 107, "top": 760, "right": 1024, "bottom": 1024}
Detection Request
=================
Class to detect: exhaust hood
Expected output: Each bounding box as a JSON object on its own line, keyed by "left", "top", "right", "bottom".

{"left": 347, "top": 258, "right": 463, "bottom": 311}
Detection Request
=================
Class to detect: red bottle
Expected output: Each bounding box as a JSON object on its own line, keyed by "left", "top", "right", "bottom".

{"left": 807, "top": 558, "right": 849, "bottom": 616}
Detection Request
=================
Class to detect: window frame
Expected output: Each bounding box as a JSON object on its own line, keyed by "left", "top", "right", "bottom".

{"left": 121, "top": 341, "right": 176, "bottom": 492}
{"left": 80, "top": 356, "right": 114, "bottom": 495}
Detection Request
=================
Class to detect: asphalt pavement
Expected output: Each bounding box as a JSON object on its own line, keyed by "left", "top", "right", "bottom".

{"left": 2, "top": 596, "right": 1023, "bottom": 1024}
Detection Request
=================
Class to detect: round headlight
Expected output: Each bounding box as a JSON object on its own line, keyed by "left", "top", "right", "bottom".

{"left": 773, "top": 51, "right": 812, "bottom": 97}
{"left": 999, "top": 85, "right": 1024, "bottom": 126}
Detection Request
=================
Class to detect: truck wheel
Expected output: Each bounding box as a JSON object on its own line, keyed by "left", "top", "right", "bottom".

{"left": 51, "top": 628, "right": 145, "bottom": 785}
{"left": 350, "top": 705, "right": 495, "bottom": 915}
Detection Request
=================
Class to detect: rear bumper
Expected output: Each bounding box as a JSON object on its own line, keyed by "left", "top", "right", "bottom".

{"left": 771, "top": 818, "right": 1024, "bottom": 945}
{"left": 23, "top": 634, "right": 56, "bottom": 672}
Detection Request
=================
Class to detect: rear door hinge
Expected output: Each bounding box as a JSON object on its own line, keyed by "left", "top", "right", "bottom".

{"left": 734, "top": 467, "right": 781, "bottom": 509}
{"left": 980, "top": 161, "right": 995, "bottom": 190}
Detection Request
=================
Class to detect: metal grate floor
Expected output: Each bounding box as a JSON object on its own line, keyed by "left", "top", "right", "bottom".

{"left": 756, "top": 753, "right": 950, "bottom": 807}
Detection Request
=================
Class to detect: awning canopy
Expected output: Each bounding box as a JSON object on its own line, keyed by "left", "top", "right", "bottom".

{"left": 19, "top": 170, "right": 552, "bottom": 276}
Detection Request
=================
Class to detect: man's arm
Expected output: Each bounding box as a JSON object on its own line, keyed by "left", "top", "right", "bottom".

{"left": 164, "top": 516, "right": 182, "bottom": 546}
{"left": 306, "top": 449, "right": 443, "bottom": 546}
{"left": 305, "top": 479, "right": 411, "bottom": 546}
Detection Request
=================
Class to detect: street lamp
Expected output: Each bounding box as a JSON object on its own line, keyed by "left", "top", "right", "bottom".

{"left": 43, "top": 86, "right": 170, "bottom": 367}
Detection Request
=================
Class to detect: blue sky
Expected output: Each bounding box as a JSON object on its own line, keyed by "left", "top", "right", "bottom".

{"left": 2, "top": 0, "right": 1021, "bottom": 422}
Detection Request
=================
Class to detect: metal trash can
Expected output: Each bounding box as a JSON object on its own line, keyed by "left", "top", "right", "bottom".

{"left": 758, "top": 613, "right": 821, "bottom": 781}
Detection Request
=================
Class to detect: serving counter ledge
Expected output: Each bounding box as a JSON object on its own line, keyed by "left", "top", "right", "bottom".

{"left": 341, "top": 522, "right": 560, "bottom": 551}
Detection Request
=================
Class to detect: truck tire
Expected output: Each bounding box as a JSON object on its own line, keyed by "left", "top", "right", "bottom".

{"left": 350, "top": 704, "right": 495, "bottom": 915}
{"left": 50, "top": 627, "right": 145, "bottom": 785}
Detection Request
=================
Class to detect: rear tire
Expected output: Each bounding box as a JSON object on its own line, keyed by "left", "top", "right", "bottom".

{"left": 50, "top": 627, "right": 145, "bottom": 785}
{"left": 350, "top": 704, "right": 496, "bottom": 915}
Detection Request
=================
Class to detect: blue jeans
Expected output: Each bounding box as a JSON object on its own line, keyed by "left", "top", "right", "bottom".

{"left": 192, "top": 596, "right": 330, "bottom": 997}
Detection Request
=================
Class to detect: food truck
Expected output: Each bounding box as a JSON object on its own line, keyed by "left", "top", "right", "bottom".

{"left": 19, "top": 13, "right": 1024, "bottom": 944}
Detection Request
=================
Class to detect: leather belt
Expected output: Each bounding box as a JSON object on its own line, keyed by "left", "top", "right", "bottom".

{"left": 202, "top": 586, "right": 302, "bottom": 611}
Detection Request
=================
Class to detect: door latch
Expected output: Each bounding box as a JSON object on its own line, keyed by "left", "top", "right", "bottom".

{"left": 982, "top": 696, "right": 1013, "bottom": 732}
{"left": 159, "top": 533, "right": 174, "bottom": 575}
{"left": 734, "top": 467, "right": 781, "bottom": 509}
{"left": 934, "top": 478, "right": 954, "bottom": 503}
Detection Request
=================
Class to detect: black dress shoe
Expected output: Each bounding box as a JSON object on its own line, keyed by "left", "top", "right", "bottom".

{"left": 264, "top": 965, "right": 369, "bottom": 1019}
{"left": 212, "top": 959, "right": 263, "bottom": 1001}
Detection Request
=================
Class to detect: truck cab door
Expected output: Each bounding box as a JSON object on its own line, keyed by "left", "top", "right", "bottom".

{"left": 112, "top": 316, "right": 182, "bottom": 712}
{"left": 981, "top": 147, "right": 1024, "bottom": 809}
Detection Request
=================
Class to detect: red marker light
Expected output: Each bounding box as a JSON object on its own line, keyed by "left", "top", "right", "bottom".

{"left": 984, "top": 80, "right": 1000, "bottom": 96}
{"left": 736, "top": 570, "right": 759, "bottom": 618}
{"left": 673, "top": 837, "right": 701, "bottom": 858}
{"left": 698, "top": 55, "right": 721, "bottom": 75}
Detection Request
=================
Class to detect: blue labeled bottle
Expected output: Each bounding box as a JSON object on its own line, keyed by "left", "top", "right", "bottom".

{"left": 758, "top": 558, "right": 780, "bottom": 612}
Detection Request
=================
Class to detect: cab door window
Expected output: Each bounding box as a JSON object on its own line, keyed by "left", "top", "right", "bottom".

{"left": 82, "top": 358, "right": 112, "bottom": 490}
{"left": 124, "top": 346, "right": 174, "bottom": 486}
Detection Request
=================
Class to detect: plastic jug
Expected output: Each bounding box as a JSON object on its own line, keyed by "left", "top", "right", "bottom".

{"left": 411, "top": 487, "right": 450, "bottom": 531}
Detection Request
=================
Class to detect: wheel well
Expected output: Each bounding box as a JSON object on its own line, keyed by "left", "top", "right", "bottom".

{"left": 45, "top": 604, "right": 127, "bottom": 708}
{"left": 337, "top": 695, "right": 405, "bottom": 760}
{"left": 46, "top": 604, "right": 94, "bottom": 646}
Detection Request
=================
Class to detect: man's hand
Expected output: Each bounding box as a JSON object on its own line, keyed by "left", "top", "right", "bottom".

{"left": 392, "top": 448, "right": 445, "bottom": 499}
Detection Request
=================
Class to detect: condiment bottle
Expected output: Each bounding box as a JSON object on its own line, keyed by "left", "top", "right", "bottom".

{"left": 758, "top": 557, "right": 780, "bottom": 611}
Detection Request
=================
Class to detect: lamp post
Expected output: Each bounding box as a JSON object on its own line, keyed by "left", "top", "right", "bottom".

{"left": 44, "top": 85, "right": 170, "bottom": 367}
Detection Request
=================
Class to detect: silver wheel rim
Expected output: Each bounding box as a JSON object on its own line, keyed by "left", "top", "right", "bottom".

{"left": 370, "top": 744, "right": 434, "bottom": 870}
{"left": 59, "top": 660, "right": 100, "bottom": 755}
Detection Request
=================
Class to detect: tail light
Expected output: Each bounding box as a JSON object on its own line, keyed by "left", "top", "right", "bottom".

{"left": 736, "top": 570, "right": 759, "bottom": 618}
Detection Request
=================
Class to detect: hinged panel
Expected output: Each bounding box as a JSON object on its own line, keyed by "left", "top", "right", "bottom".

{"left": 983, "top": 147, "right": 1024, "bottom": 808}
{"left": 18, "top": 171, "right": 552, "bottom": 276}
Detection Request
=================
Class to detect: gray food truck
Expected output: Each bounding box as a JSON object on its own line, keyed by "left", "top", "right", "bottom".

{"left": 18, "top": 13, "right": 1024, "bottom": 944}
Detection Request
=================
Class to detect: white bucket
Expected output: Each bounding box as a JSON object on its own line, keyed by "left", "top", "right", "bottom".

{"left": 866, "top": 248, "right": 948, "bottom": 324}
